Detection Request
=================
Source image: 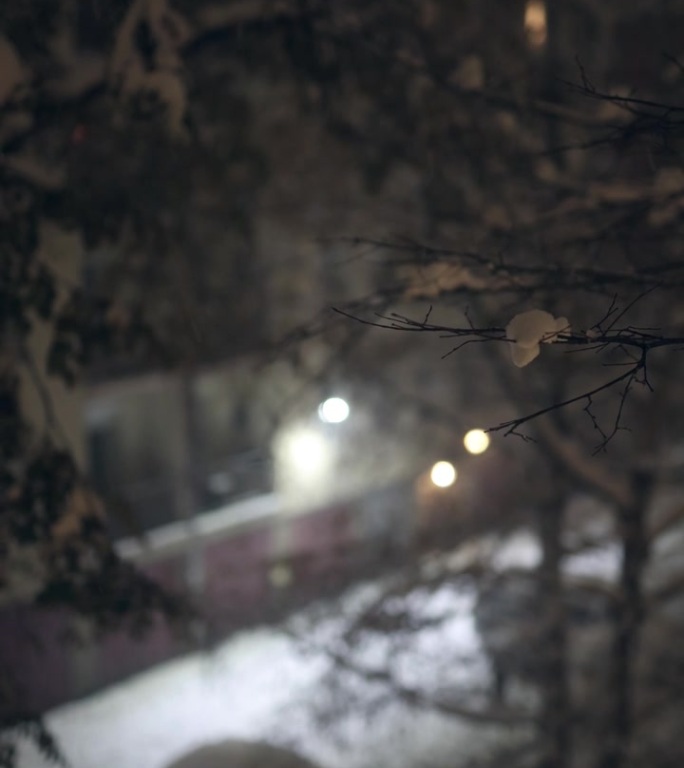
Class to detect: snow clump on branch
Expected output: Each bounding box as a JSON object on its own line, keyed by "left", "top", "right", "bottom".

{"left": 506, "top": 310, "right": 570, "bottom": 368}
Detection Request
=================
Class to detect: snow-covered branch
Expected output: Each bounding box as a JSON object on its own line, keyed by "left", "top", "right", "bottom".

{"left": 334, "top": 300, "right": 682, "bottom": 442}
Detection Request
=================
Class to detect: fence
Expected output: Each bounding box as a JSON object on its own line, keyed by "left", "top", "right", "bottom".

{"left": 0, "top": 482, "right": 413, "bottom": 716}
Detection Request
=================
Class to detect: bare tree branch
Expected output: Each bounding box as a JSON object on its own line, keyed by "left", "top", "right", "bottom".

{"left": 287, "top": 631, "right": 533, "bottom": 727}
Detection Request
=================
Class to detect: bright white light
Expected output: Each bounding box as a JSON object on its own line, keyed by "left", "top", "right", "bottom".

{"left": 463, "top": 429, "right": 490, "bottom": 455}
{"left": 273, "top": 423, "right": 334, "bottom": 506}
{"left": 430, "top": 461, "right": 457, "bottom": 488}
{"left": 318, "top": 397, "right": 350, "bottom": 424}
{"left": 286, "top": 429, "right": 328, "bottom": 474}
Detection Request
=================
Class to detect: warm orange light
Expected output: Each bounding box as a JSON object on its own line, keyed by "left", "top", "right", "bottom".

{"left": 524, "top": 0, "right": 547, "bottom": 48}
{"left": 464, "top": 429, "right": 490, "bottom": 455}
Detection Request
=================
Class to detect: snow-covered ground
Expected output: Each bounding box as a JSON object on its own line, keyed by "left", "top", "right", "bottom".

{"left": 16, "top": 531, "right": 619, "bottom": 768}
{"left": 15, "top": 622, "right": 500, "bottom": 768}
{"left": 17, "top": 592, "right": 503, "bottom": 768}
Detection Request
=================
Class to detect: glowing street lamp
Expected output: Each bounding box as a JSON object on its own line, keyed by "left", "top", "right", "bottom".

{"left": 430, "top": 461, "right": 457, "bottom": 488}
{"left": 273, "top": 424, "right": 332, "bottom": 506}
{"left": 285, "top": 429, "right": 329, "bottom": 475}
{"left": 463, "top": 429, "right": 490, "bottom": 455}
{"left": 318, "top": 397, "right": 350, "bottom": 424}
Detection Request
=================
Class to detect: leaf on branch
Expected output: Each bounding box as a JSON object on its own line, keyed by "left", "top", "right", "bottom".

{"left": 505, "top": 309, "right": 570, "bottom": 368}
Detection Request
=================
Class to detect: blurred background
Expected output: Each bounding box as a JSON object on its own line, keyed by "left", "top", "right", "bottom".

{"left": 3, "top": 1, "right": 684, "bottom": 767}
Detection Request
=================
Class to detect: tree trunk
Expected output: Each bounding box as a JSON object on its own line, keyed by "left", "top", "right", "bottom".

{"left": 536, "top": 493, "right": 571, "bottom": 768}
{"left": 177, "top": 370, "right": 205, "bottom": 596}
{"left": 599, "top": 470, "right": 654, "bottom": 768}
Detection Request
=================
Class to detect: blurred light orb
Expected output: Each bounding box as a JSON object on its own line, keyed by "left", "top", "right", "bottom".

{"left": 524, "top": 0, "right": 547, "bottom": 47}
{"left": 464, "top": 429, "right": 490, "bottom": 455}
{"left": 286, "top": 429, "right": 328, "bottom": 473}
{"left": 430, "top": 461, "right": 457, "bottom": 488}
{"left": 318, "top": 397, "right": 350, "bottom": 424}
{"left": 268, "top": 563, "right": 293, "bottom": 589}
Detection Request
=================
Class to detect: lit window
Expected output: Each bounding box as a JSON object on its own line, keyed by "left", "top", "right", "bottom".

{"left": 524, "top": 0, "right": 547, "bottom": 48}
